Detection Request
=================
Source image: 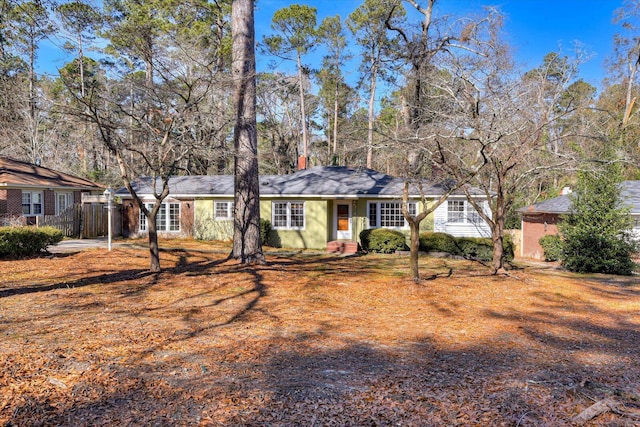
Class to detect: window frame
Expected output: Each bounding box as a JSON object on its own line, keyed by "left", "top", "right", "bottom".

{"left": 213, "top": 200, "right": 233, "bottom": 220}
{"left": 56, "top": 192, "right": 74, "bottom": 215}
{"left": 367, "top": 201, "right": 417, "bottom": 229}
{"left": 447, "top": 199, "right": 484, "bottom": 224}
{"left": 139, "top": 202, "right": 181, "bottom": 232}
{"left": 22, "top": 191, "right": 43, "bottom": 216}
{"left": 271, "top": 201, "right": 305, "bottom": 230}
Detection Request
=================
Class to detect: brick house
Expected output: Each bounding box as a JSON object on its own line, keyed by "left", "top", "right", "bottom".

{"left": 519, "top": 181, "right": 640, "bottom": 260}
{"left": 0, "top": 157, "right": 103, "bottom": 225}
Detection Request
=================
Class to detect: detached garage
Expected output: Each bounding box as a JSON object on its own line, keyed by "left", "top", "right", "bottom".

{"left": 519, "top": 181, "right": 640, "bottom": 260}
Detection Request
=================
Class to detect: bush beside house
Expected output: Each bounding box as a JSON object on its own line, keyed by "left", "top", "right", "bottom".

{"left": 0, "top": 226, "right": 63, "bottom": 258}
{"left": 419, "top": 232, "right": 514, "bottom": 262}
{"left": 359, "top": 228, "right": 408, "bottom": 253}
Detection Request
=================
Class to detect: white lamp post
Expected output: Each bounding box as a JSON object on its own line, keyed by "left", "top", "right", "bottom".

{"left": 103, "top": 187, "right": 114, "bottom": 251}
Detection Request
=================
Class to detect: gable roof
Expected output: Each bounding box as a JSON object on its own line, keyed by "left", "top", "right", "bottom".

{"left": 0, "top": 157, "right": 103, "bottom": 191}
{"left": 520, "top": 181, "right": 640, "bottom": 215}
{"left": 116, "top": 166, "right": 484, "bottom": 198}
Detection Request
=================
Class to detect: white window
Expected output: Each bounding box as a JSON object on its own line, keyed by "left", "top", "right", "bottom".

{"left": 447, "top": 200, "right": 483, "bottom": 224}
{"left": 214, "top": 201, "right": 233, "bottom": 220}
{"left": 272, "top": 201, "right": 305, "bottom": 230}
{"left": 367, "top": 201, "right": 417, "bottom": 229}
{"left": 22, "top": 191, "right": 43, "bottom": 215}
{"left": 56, "top": 193, "right": 73, "bottom": 214}
{"left": 139, "top": 202, "right": 181, "bottom": 232}
{"left": 447, "top": 200, "right": 465, "bottom": 223}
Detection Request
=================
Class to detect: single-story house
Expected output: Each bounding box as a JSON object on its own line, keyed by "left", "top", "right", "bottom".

{"left": 115, "top": 166, "right": 492, "bottom": 251}
{"left": 0, "top": 157, "right": 103, "bottom": 225}
{"left": 519, "top": 181, "right": 640, "bottom": 260}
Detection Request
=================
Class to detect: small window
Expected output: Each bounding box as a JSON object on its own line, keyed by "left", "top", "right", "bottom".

{"left": 22, "top": 192, "right": 31, "bottom": 215}
{"left": 22, "top": 191, "right": 43, "bottom": 215}
{"left": 447, "top": 200, "right": 465, "bottom": 223}
{"left": 56, "top": 193, "right": 73, "bottom": 214}
{"left": 272, "top": 201, "right": 305, "bottom": 230}
{"left": 214, "top": 201, "right": 233, "bottom": 220}
{"left": 448, "top": 200, "right": 484, "bottom": 224}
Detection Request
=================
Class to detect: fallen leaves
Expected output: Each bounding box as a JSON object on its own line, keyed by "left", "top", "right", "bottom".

{"left": 0, "top": 241, "right": 639, "bottom": 425}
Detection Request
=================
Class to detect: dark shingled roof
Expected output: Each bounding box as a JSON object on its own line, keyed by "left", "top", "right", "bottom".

{"left": 116, "top": 166, "right": 484, "bottom": 198}
{"left": 0, "top": 157, "right": 102, "bottom": 190}
{"left": 520, "top": 181, "right": 640, "bottom": 215}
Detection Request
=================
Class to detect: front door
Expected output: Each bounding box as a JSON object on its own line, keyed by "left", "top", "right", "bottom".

{"left": 335, "top": 202, "right": 352, "bottom": 240}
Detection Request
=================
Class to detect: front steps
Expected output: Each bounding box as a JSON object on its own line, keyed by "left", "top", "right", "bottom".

{"left": 326, "top": 240, "right": 358, "bottom": 255}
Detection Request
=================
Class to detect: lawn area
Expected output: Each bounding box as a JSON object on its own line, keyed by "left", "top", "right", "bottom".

{"left": 1, "top": 239, "right": 639, "bottom": 426}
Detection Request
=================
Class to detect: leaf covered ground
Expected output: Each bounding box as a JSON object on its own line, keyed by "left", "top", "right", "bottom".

{"left": 1, "top": 239, "right": 639, "bottom": 426}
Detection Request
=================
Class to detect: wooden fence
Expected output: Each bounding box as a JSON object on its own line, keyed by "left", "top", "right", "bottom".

{"left": 81, "top": 203, "right": 122, "bottom": 238}
{"left": 37, "top": 202, "right": 122, "bottom": 238}
{"left": 37, "top": 204, "right": 82, "bottom": 237}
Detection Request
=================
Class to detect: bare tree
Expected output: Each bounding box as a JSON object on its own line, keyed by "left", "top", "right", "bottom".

{"left": 429, "top": 32, "right": 586, "bottom": 274}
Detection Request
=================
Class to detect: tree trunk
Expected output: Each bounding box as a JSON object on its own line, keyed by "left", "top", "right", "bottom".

{"left": 231, "top": 0, "right": 264, "bottom": 264}
{"left": 147, "top": 213, "right": 161, "bottom": 272}
{"left": 297, "top": 52, "right": 309, "bottom": 165}
{"left": 491, "top": 202, "right": 507, "bottom": 274}
{"left": 333, "top": 79, "right": 339, "bottom": 160}
{"left": 408, "top": 219, "right": 420, "bottom": 282}
{"left": 367, "top": 65, "right": 378, "bottom": 169}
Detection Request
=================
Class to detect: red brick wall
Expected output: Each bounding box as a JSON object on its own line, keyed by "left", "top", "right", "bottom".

{"left": 0, "top": 189, "right": 6, "bottom": 215}
{"left": 44, "top": 190, "right": 55, "bottom": 215}
{"left": 6, "top": 189, "right": 23, "bottom": 215}
{"left": 521, "top": 213, "right": 560, "bottom": 260}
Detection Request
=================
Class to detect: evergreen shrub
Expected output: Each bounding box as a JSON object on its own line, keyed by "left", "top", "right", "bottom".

{"left": 0, "top": 226, "right": 63, "bottom": 258}
{"left": 260, "top": 219, "right": 272, "bottom": 246}
{"left": 419, "top": 232, "right": 514, "bottom": 262}
{"left": 419, "top": 232, "right": 459, "bottom": 255}
{"left": 359, "top": 228, "right": 408, "bottom": 253}
{"left": 539, "top": 235, "right": 563, "bottom": 262}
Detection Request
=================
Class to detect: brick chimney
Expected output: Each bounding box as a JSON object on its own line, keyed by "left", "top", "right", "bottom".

{"left": 297, "top": 156, "right": 307, "bottom": 170}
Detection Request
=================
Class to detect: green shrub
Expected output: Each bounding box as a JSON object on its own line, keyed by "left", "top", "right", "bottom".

{"left": 419, "top": 232, "right": 459, "bottom": 255}
{"left": 419, "top": 232, "right": 514, "bottom": 262}
{"left": 0, "top": 226, "right": 63, "bottom": 258}
{"left": 260, "top": 218, "right": 272, "bottom": 246}
{"left": 359, "top": 228, "right": 408, "bottom": 253}
{"left": 539, "top": 234, "right": 563, "bottom": 262}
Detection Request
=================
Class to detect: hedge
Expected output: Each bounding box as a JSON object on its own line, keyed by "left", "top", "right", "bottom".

{"left": 419, "top": 231, "right": 514, "bottom": 262}
{"left": 0, "top": 226, "right": 64, "bottom": 258}
{"left": 359, "top": 228, "right": 408, "bottom": 253}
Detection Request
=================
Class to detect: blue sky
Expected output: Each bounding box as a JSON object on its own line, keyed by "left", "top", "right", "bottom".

{"left": 38, "top": 0, "right": 621, "bottom": 89}
{"left": 255, "top": 0, "right": 621, "bottom": 88}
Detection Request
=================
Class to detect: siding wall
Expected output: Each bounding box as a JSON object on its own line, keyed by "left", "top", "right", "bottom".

{"left": 260, "top": 198, "right": 328, "bottom": 249}
{"left": 433, "top": 198, "right": 492, "bottom": 238}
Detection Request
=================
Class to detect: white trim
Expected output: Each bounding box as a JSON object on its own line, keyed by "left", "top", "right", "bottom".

{"left": 213, "top": 200, "right": 233, "bottom": 220}
{"left": 139, "top": 202, "right": 181, "bottom": 232}
{"left": 55, "top": 192, "right": 74, "bottom": 215}
{"left": 334, "top": 202, "right": 352, "bottom": 240}
{"left": 366, "top": 201, "right": 417, "bottom": 230}
{"left": 271, "top": 200, "right": 305, "bottom": 230}
{"left": 22, "top": 191, "right": 43, "bottom": 216}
